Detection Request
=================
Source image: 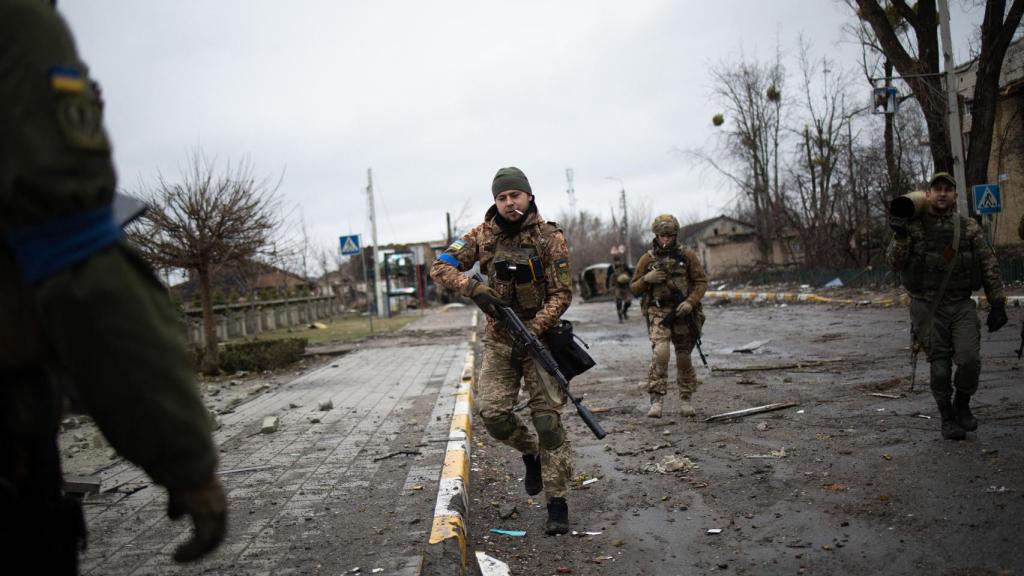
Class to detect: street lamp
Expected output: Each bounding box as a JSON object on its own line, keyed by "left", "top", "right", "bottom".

{"left": 605, "top": 177, "right": 631, "bottom": 264}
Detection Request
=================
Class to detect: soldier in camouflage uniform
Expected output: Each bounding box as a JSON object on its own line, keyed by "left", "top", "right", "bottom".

{"left": 1, "top": 2, "right": 226, "bottom": 572}
{"left": 430, "top": 167, "right": 574, "bottom": 535}
{"left": 631, "top": 215, "right": 707, "bottom": 418}
{"left": 887, "top": 172, "right": 1008, "bottom": 440}
{"left": 610, "top": 255, "right": 632, "bottom": 322}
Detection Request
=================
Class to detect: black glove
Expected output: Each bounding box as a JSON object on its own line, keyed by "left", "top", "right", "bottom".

{"left": 987, "top": 301, "right": 1008, "bottom": 333}
{"left": 468, "top": 280, "right": 506, "bottom": 317}
{"left": 889, "top": 215, "right": 909, "bottom": 239}
{"left": 167, "top": 475, "right": 227, "bottom": 563}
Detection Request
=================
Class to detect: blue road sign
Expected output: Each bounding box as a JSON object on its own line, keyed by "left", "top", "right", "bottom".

{"left": 339, "top": 234, "right": 361, "bottom": 256}
{"left": 972, "top": 184, "right": 1002, "bottom": 215}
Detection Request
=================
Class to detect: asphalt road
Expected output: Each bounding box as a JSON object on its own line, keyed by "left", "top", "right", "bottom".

{"left": 469, "top": 298, "right": 1024, "bottom": 576}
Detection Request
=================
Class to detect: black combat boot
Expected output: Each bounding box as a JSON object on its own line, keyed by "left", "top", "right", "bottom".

{"left": 522, "top": 453, "right": 543, "bottom": 496}
{"left": 545, "top": 497, "right": 569, "bottom": 535}
{"left": 938, "top": 402, "right": 966, "bottom": 440}
{"left": 953, "top": 392, "right": 978, "bottom": 431}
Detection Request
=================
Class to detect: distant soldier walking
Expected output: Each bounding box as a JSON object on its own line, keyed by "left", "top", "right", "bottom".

{"left": 631, "top": 215, "right": 707, "bottom": 418}
{"left": 430, "top": 167, "right": 575, "bottom": 534}
{"left": 610, "top": 254, "right": 632, "bottom": 322}
{"left": 887, "top": 172, "right": 1008, "bottom": 439}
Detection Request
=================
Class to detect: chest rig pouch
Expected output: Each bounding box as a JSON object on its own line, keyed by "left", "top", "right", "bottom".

{"left": 489, "top": 242, "right": 546, "bottom": 318}
{"left": 646, "top": 250, "right": 689, "bottom": 304}
{"left": 904, "top": 215, "right": 981, "bottom": 294}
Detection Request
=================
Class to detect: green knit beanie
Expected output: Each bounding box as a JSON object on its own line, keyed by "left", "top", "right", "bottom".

{"left": 491, "top": 167, "right": 532, "bottom": 198}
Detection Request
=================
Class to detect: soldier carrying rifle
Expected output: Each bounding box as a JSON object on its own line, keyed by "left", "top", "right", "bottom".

{"left": 630, "top": 215, "right": 708, "bottom": 419}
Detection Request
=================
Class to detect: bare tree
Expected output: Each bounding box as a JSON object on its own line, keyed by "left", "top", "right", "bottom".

{"left": 127, "top": 150, "right": 283, "bottom": 374}
{"left": 850, "top": 0, "right": 1024, "bottom": 210}
{"left": 698, "top": 52, "right": 787, "bottom": 261}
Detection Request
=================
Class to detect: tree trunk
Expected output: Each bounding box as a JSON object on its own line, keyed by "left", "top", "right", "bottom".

{"left": 198, "top": 267, "right": 219, "bottom": 375}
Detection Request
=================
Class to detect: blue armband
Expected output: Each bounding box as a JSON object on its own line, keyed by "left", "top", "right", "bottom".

{"left": 5, "top": 205, "right": 123, "bottom": 285}
{"left": 437, "top": 253, "right": 461, "bottom": 269}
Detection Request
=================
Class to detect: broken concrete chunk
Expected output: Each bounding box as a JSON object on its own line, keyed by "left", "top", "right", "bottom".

{"left": 261, "top": 416, "right": 279, "bottom": 434}
{"left": 318, "top": 399, "right": 334, "bottom": 411}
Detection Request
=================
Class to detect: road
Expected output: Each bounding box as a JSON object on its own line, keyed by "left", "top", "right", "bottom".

{"left": 468, "top": 299, "right": 1024, "bottom": 575}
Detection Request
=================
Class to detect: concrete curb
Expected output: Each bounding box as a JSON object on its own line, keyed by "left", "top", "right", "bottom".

{"left": 424, "top": 311, "right": 478, "bottom": 576}
{"left": 706, "top": 290, "right": 1024, "bottom": 307}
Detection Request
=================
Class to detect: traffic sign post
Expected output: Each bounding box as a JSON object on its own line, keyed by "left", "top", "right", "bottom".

{"left": 972, "top": 184, "right": 1002, "bottom": 215}
{"left": 339, "top": 234, "right": 373, "bottom": 334}
{"left": 339, "top": 234, "right": 361, "bottom": 256}
{"left": 972, "top": 185, "right": 1002, "bottom": 246}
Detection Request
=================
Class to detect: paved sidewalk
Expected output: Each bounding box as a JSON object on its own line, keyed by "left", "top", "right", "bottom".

{"left": 80, "top": 308, "right": 474, "bottom": 575}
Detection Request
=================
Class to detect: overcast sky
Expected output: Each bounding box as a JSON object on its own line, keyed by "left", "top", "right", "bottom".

{"left": 60, "top": 1, "right": 982, "bottom": 260}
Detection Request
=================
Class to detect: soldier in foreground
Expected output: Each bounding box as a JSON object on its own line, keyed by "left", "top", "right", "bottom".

{"left": 1, "top": 1, "right": 226, "bottom": 572}
{"left": 887, "top": 172, "right": 1008, "bottom": 439}
{"left": 631, "top": 215, "right": 708, "bottom": 418}
{"left": 610, "top": 254, "right": 632, "bottom": 322}
{"left": 430, "top": 167, "right": 575, "bottom": 535}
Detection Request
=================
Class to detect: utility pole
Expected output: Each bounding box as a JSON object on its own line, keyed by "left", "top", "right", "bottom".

{"left": 606, "top": 176, "right": 631, "bottom": 264}
{"left": 938, "top": 0, "right": 969, "bottom": 216}
{"left": 565, "top": 168, "right": 576, "bottom": 216}
{"left": 366, "top": 168, "right": 388, "bottom": 319}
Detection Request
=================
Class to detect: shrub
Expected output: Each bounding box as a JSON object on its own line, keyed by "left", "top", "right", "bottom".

{"left": 218, "top": 338, "right": 308, "bottom": 372}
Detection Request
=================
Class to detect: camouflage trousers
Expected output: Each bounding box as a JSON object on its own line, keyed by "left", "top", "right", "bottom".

{"left": 477, "top": 339, "right": 573, "bottom": 498}
{"left": 645, "top": 306, "right": 700, "bottom": 399}
{"left": 910, "top": 297, "right": 981, "bottom": 402}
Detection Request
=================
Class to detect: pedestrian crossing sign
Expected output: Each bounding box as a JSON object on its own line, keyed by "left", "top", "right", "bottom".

{"left": 339, "top": 234, "right": 361, "bottom": 256}
{"left": 972, "top": 184, "right": 1002, "bottom": 215}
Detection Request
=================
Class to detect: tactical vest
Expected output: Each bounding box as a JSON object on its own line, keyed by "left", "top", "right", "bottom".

{"left": 642, "top": 247, "right": 690, "bottom": 302}
{"left": 901, "top": 214, "right": 982, "bottom": 295}
{"left": 485, "top": 222, "right": 558, "bottom": 320}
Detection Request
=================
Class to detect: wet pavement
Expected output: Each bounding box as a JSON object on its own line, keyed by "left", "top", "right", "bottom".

{"left": 469, "top": 299, "right": 1024, "bottom": 575}
{"left": 79, "top": 306, "right": 475, "bottom": 575}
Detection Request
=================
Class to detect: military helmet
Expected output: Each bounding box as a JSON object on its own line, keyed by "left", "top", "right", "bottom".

{"left": 651, "top": 214, "right": 680, "bottom": 235}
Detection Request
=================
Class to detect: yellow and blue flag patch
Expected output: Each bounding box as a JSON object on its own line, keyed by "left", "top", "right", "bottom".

{"left": 48, "top": 66, "right": 87, "bottom": 93}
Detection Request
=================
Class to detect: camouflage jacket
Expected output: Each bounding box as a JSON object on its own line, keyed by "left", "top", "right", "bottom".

{"left": 430, "top": 205, "right": 572, "bottom": 342}
{"left": 886, "top": 209, "right": 1005, "bottom": 304}
{"left": 630, "top": 241, "right": 707, "bottom": 310}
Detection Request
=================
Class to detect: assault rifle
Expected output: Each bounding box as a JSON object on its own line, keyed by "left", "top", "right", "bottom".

{"left": 474, "top": 275, "right": 607, "bottom": 439}
{"left": 657, "top": 290, "right": 708, "bottom": 367}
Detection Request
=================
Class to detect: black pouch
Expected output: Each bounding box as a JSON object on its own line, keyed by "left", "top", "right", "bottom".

{"left": 543, "top": 320, "right": 596, "bottom": 381}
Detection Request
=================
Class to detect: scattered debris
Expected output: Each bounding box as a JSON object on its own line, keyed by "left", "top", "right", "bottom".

{"left": 707, "top": 528, "right": 723, "bottom": 535}
{"left": 705, "top": 402, "right": 800, "bottom": 422}
{"left": 712, "top": 359, "right": 841, "bottom": 373}
{"left": 318, "top": 399, "right": 334, "bottom": 411}
{"left": 309, "top": 322, "right": 328, "bottom": 329}
{"left": 644, "top": 455, "right": 696, "bottom": 474}
{"left": 371, "top": 450, "right": 421, "bottom": 462}
{"left": 63, "top": 475, "right": 101, "bottom": 496}
{"left": 571, "top": 530, "right": 602, "bottom": 536}
{"left": 220, "top": 464, "right": 275, "bottom": 475}
{"left": 581, "top": 478, "right": 599, "bottom": 486}
{"left": 868, "top": 392, "right": 903, "bottom": 399}
{"left": 985, "top": 485, "right": 1011, "bottom": 493}
{"left": 882, "top": 453, "right": 893, "bottom": 461}
{"left": 912, "top": 413, "right": 933, "bottom": 420}
{"left": 733, "top": 339, "right": 770, "bottom": 353}
{"left": 824, "top": 277, "right": 844, "bottom": 288}
{"left": 260, "top": 416, "right": 279, "bottom": 434}
{"left": 475, "top": 551, "right": 511, "bottom": 576}
{"left": 744, "top": 447, "right": 787, "bottom": 459}
{"left": 821, "top": 483, "right": 849, "bottom": 491}
{"left": 498, "top": 504, "right": 518, "bottom": 519}
{"left": 489, "top": 528, "right": 526, "bottom": 537}
{"left": 755, "top": 421, "right": 769, "bottom": 432}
